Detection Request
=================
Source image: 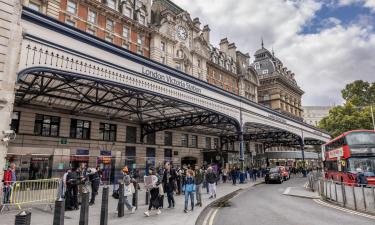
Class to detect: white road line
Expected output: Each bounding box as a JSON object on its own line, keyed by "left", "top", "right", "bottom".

{"left": 208, "top": 207, "right": 220, "bottom": 225}
{"left": 283, "top": 187, "right": 291, "bottom": 195}
{"left": 202, "top": 208, "right": 214, "bottom": 225}
{"left": 313, "top": 199, "right": 375, "bottom": 220}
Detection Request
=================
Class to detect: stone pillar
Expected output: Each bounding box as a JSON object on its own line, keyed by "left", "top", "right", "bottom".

{"left": 0, "top": 0, "right": 23, "bottom": 201}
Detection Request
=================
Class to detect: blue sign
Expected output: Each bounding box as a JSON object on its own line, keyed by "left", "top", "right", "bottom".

{"left": 100, "top": 150, "right": 111, "bottom": 156}
{"left": 76, "top": 149, "right": 89, "bottom": 155}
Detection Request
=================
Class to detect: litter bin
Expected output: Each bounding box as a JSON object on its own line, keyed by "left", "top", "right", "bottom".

{"left": 15, "top": 211, "right": 31, "bottom": 225}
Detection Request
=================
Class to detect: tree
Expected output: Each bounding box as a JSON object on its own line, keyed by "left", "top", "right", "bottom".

{"left": 319, "top": 80, "right": 375, "bottom": 137}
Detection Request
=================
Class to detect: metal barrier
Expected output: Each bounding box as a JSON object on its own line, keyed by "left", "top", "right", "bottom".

{"left": 318, "top": 179, "right": 375, "bottom": 214}
{"left": 1, "top": 178, "right": 60, "bottom": 212}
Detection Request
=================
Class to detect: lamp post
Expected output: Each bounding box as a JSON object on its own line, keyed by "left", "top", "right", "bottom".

{"left": 371, "top": 105, "right": 375, "bottom": 130}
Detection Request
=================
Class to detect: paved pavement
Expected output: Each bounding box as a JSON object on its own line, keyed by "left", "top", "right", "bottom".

{"left": 207, "top": 177, "right": 375, "bottom": 225}
{"left": 0, "top": 178, "right": 262, "bottom": 225}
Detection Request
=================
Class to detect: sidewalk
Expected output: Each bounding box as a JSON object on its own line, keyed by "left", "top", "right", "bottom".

{"left": 0, "top": 179, "right": 263, "bottom": 225}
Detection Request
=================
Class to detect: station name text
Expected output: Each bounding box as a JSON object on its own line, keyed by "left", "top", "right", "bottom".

{"left": 141, "top": 67, "right": 202, "bottom": 94}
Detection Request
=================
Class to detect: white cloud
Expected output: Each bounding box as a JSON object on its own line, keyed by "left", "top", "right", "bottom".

{"left": 172, "top": 0, "right": 375, "bottom": 106}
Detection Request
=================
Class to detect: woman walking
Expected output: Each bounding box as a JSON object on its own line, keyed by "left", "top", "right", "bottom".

{"left": 183, "top": 169, "right": 195, "bottom": 213}
{"left": 144, "top": 168, "right": 162, "bottom": 217}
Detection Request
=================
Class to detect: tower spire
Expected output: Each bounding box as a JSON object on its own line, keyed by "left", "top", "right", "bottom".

{"left": 261, "top": 37, "right": 264, "bottom": 48}
{"left": 272, "top": 46, "right": 275, "bottom": 56}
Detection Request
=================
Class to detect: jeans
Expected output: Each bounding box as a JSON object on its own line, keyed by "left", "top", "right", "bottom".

{"left": 184, "top": 191, "right": 194, "bottom": 210}
{"left": 124, "top": 196, "right": 133, "bottom": 210}
{"left": 195, "top": 184, "right": 202, "bottom": 204}
{"left": 208, "top": 183, "right": 216, "bottom": 197}
{"left": 2, "top": 186, "right": 11, "bottom": 204}
{"left": 167, "top": 190, "right": 175, "bottom": 207}
{"left": 232, "top": 176, "right": 236, "bottom": 185}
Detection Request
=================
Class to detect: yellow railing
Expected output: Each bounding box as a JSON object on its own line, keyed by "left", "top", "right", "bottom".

{"left": 2, "top": 178, "right": 60, "bottom": 211}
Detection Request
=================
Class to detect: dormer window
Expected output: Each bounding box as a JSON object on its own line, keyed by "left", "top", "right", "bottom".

{"left": 124, "top": 7, "right": 132, "bottom": 18}
{"left": 139, "top": 15, "right": 146, "bottom": 25}
{"left": 254, "top": 62, "right": 260, "bottom": 69}
{"left": 107, "top": 0, "right": 116, "bottom": 9}
{"left": 262, "top": 69, "right": 268, "bottom": 74}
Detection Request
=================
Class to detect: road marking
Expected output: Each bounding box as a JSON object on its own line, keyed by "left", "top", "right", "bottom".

{"left": 313, "top": 199, "right": 375, "bottom": 220}
{"left": 283, "top": 187, "right": 291, "bottom": 195}
{"left": 208, "top": 207, "right": 220, "bottom": 225}
{"left": 202, "top": 208, "right": 214, "bottom": 225}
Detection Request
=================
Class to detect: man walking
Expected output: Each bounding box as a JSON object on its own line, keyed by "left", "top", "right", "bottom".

{"left": 206, "top": 167, "right": 217, "bottom": 199}
{"left": 88, "top": 168, "right": 100, "bottom": 205}
{"left": 194, "top": 165, "right": 203, "bottom": 207}
{"left": 162, "top": 162, "right": 177, "bottom": 208}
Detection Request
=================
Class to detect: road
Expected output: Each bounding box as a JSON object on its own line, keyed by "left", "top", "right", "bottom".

{"left": 210, "top": 178, "right": 375, "bottom": 225}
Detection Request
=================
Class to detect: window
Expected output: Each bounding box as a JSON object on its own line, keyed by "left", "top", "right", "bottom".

{"left": 123, "top": 26, "right": 129, "bottom": 39}
{"left": 65, "top": 19, "right": 75, "bottom": 26}
{"left": 181, "top": 134, "right": 188, "bottom": 147}
{"left": 87, "top": 28, "right": 96, "bottom": 35}
{"left": 99, "top": 123, "right": 117, "bottom": 141}
{"left": 125, "top": 146, "right": 136, "bottom": 168}
{"left": 10, "top": 112, "right": 20, "bottom": 134}
{"left": 124, "top": 7, "right": 132, "bottom": 18}
{"left": 176, "top": 63, "right": 181, "bottom": 70}
{"left": 126, "top": 126, "right": 137, "bottom": 143}
{"left": 146, "top": 148, "right": 156, "bottom": 165}
{"left": 88, "top": 10, "right": 97, "bottom": 24}
{"left": 28, "top": 1, "right": 41, "bottom": 11}
{"left": 254, "top": 62, "right": 260, "bottom": 69}
{"left": 198, "top": 59, "right": 201, "bottom": 68}
{"left": 34, "top": 114, "right": 60, "bottom": 137}
{"left": 161, "top": 41, "right": 166, "bottom": 52}
{"left": 177, "top": 49, "right": 183, "bottom": 58}
{"left": 139, "top": 15, "right": 145, "bottom": 25}
{"left": 67, "top": 0, "right": 77, "bottom": 14}
{"left": 70, "top": 119, "right": 90, "bottom": 139}
{"left": 165, "top": 131, "right": 172, "bottom": 146}
{"left": 164, "top": 149, "right": 172, "bottom": 162}
{"left": 106, "top": 19, "right": 114, "bottom": 31}
{"left": 147, "top": 133, "right": 156, "bottom": 145}
{"left": 262, "top": 69, "right": 268, "bottom": 74}
{"left": 205, "top": 137, "right": 211, "bottom": 149}
{"left": 122, "top": 42, "right": 129, "bottom": 49}
{"left": 161, "top": 56, "right": 165, "bottom": 64}
{"left": 213, "top": 138, "right": 219, "bottom": 149}
{"left": 191, "top": 135, "right": 198, "bottom": 148}
{"left": 137, "top": 47, "right": 143, "bottom": 55}
{"left": 137, "top": 34, "right": 143, "bottom": 45}
{"left": 263, "top": 94, "right": 270, "bottom": 101}
{"left": 105, "top": 36, "right": 113, "bottom": 43}
{"left": 107, "top": 0, "right": 116, "bottom": 9}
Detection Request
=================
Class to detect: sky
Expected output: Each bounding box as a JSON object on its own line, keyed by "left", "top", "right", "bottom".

{"left": 171, "top": 0, "right": 375, "bottom": 106}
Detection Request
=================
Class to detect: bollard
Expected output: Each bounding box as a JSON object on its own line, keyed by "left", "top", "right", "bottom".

{"left": 352, "top": 185, "right": 357, "bottom": 210}
{"left": 118, "top": 183, "right": 124, "bottom": 217}
{"left": 132, "top": 181, "right": 138, "bottom": 210}
{"left": 53, "top": 199, "right": 65, "bottom": 225}
{"left": 145, "top": 189, "right": 149, "bottom": 205}
{"left": 100, "top": 186, "right": 109, "bottom": 225}
{"left": 15, "top": 211, "right": 31, "bottom": 225}
{"left": 79, "top": 192, "right": 90, "bottom": 225}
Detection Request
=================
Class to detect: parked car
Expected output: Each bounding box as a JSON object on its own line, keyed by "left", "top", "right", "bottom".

{"left": 278, "top": 166, "right": 290, "bottom": 181}
{"left": 265, "top": 167, "right": 284, "bottom": 184}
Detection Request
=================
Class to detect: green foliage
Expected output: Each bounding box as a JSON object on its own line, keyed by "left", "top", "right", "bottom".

{"left": 319, "top": 80, "right": 375, "bottom": 138}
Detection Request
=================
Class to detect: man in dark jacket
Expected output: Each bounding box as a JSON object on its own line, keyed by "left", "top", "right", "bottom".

{"left": 88, "top": 168, "right": 100, "bottom": 205}
{"left": 66, "top": 167, "right": 79, "bottom": 210}
{"left": 194, "top": 166, "right": 204, "bottom": 206}
{"left": 206, "top": 167, "right": 217, "bottom": 199}
{"left": 162, "top": 162, "right": 177, "bottom": 208}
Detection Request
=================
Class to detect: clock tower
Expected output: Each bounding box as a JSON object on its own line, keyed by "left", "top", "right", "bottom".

{"left": 150, "top": 0, "right": 210, "bottom": 80}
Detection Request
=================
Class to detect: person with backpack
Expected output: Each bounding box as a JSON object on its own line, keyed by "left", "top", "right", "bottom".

{"left": 118, "top": 167, "right": 136, "bottom": 213}
{"left": 66, "top": 167, "right": 79, "bottom": 210}
{"left": 183, "top": 169, "right": 195, "bottom": 213}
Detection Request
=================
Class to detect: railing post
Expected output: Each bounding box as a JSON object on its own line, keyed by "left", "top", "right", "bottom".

{"left": 79, "top": 192, "right": 89, "bottom": 225}
{"left": 117, "top": 183, "right": 124, "bottom": 218}
{"left": 341, "top": 183, "right": 346, "bottom": 207}
{"left": 352, "top": 185, "right": 357, "bottom": 211}
{"left": 329, "top": 180, "right": 332, "bottom": 200}
{"left": 362, "top": 185, "right": 367, "bottom": 211}
{"left": 100, "top": 187, "right": 109, "bottom": 225}
{"left": 132, "top": 181, "right": 138, "bottom": 210}
{"left": 334, "top": 182, "right": 338, "bottom": 203}
{"left": 53, "top": 199, "right": 65, "bottom": 225}
{"left": 372, "top": 186, "right": 375, "bottom": 210}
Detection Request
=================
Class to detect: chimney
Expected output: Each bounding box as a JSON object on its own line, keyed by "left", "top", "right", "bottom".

{"left": 193, "top": 17, "right": 201, "bottom": 29}
{"left": 219, "top": 38, "right": 229, "bottom": 53}
{"left": 202, "top": 25, "right": 210, "bottom": 43}
{"left": 228, "top": 43, "right": 237, "bottom": 60}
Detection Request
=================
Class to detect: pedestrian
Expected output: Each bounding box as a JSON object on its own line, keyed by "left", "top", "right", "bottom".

{"left": 194, "top": 165, "right": 203, "bottom": 207}
{"left": 144, "top": 167, "right": 162, "bottom": 217}
{"left": 3, "top": 163, "right": 16, "bottom": 204}
{"left": 206, "top": 167, "right": 217, "bottom": 199}
{"left": 176, "top": 167, "right": 182, "bottom": 195}
{"left": 222, "top": 167, "right": 228, "bottom": 183}
{"left": 88, "top": 168, "right": 100, "bottom": 206}
{"left": 118, "top": 167, "right": 136, "bottom": 213}
{"left": 230, "top": 167, "right": 237, "bottom": 185}
{"left": 356, "top": 168, "right": 368, "bottom": 187}
{"left": 61, "top": 169, "right": 70, "bottom": 199}
{"left": 252, "top": 168, "right": 257, "bottom": 182}
{"left": 183, "top": 169, "right": 195, "bottom": 213}
{"left": 162, "top": 162, "right": 177, "bottom": 208}
{"left": 66, "top": 167, "right": 79, "bottom": 210}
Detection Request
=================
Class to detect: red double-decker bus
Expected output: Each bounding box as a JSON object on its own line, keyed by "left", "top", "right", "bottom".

{"left": 322, "top": 130, "right": 375, "bottom": 185}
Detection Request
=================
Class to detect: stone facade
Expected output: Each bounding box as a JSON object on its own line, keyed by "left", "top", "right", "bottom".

{"left": 252, "top": 43, "right": 304, "bottom": 120}
{"left": 150, "top": 0, "right": 210, "bottom": 80}
{"left": 303, "top": 106, "right": 332, "bottom": 127}
{"left": 23, "top": 0, "right": 152, "bottom": 57}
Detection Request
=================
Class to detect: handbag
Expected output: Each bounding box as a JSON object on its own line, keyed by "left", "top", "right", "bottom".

{"left": 158, "top": 184, "right": 164, "bottom": 196}
{"left": 124, "top": 183, "right": 135, "bottom": 196}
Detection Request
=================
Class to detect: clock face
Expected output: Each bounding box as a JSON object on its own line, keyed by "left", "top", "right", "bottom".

{"left": 177, "top": 26, "right": 188, "bottom": 40}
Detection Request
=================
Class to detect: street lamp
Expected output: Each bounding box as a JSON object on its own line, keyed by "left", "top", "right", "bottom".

{"left": 355, "top": 105, "right": 375, "bottom": 130}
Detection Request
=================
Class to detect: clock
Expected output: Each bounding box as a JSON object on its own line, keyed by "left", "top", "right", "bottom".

{"left": 177, "top": 26, "right": 188, "bottom": 40}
